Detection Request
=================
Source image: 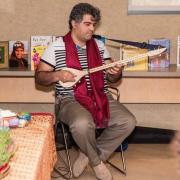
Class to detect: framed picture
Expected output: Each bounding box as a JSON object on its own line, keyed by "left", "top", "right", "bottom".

{"left": 177, "top": 36, "right": 180, "bottom": 67}
{"left": 31, "top": 36, "right": 52, "bottom": 71}
{"left": 9, "top": 40, "right": 29, "bottom": 69}
{"left": 0, "top": 41, "right": 8, "bottom": 69}
{"left": 128, "top": 0, "right": 180, "bottom": 14}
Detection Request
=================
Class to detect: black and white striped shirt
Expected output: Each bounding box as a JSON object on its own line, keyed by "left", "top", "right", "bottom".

{"left": 41, "top": 37, "right": 111, "bottom": 95}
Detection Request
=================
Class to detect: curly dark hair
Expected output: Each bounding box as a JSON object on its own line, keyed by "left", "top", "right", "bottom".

{"left": 69, "top": 3, "right": 101, "bottom": 30}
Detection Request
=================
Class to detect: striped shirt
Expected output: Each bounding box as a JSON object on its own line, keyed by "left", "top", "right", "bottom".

{"left": 41, "top": 37, "right": 111, "bottom": 95}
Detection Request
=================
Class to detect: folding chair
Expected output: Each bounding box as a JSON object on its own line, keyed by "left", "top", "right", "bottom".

{"left": 53, "top": 86, "right": 127, "bottom": 179}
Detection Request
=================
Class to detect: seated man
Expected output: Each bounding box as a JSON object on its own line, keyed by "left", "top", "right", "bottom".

{"left": 35, "top": 3, "right": 136, "bottom": 180}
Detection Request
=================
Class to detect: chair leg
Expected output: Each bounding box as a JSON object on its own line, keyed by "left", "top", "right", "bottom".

{"left": 54, "top": 122, "right": 73, "bottom": 179}
{"left": 106, "top": 144, "right": 127, "bottom": 176}
{"left": 61, "top": 123, "right": 73, "bottom": 178}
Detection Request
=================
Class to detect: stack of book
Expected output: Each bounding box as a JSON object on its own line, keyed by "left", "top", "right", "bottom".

{"left": 0, "top": 36, "right": 174, "bottom": 71}
{"left": 0, "top": 36, "right": 54, "bottom": 71}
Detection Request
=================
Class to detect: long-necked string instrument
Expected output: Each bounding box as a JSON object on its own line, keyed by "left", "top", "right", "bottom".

{"left": 59, "top": 47, "right": 166, "bottom": 88}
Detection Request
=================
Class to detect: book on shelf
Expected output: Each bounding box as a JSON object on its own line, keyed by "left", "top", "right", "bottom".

{"left": 9, "top": 40, "right": 29, "bottom": 70}
{"left": 52, "top": 35, "right": 61, "bottom": 42}
{"left": 31, "top": 36, "right": 53, "bottom": 71}
{"left": 0, "top": 41, "right": 8, "bottom": 69}
{"left": 148, "top": 38, "right": 170, "bottom": 68}
{"left": 121, "top": 45, "right": 148, "bottom": 71}
{"left": 177, "top": 36, "right": 180, "bottom": 67}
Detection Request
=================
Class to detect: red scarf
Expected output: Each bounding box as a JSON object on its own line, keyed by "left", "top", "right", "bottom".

{"left": 63, "top": 32, "right": 109, "bottom": 128}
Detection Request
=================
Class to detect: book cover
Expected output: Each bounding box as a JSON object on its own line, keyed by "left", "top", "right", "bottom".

{"left": 31, "top": 36, "right": 53, "bottom": 71}
{"left": 122, "top": 46, "right": 148, "bottom": 71}
{"left": 177, "top": 36, "right": 180, "bottom": 67}
{"left": 148, "top": 38, "right": 170, "bottom": 68}
{"left": 52, "top": 35, "right": 61, "bottom": 42}
{"left": 9, "top": 40, "right": 29, "bottom": 70}
{"left": 0, "top": 41, "right": 8, "bottom": 69}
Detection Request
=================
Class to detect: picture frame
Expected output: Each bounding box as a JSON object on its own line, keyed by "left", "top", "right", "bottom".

{"left": 9, "top": 40, "right": 29, "bottom": 69}
{"left": 0, "top": 41, "right": 8, "bottom": 69}
{"left": 177, "top": 36, "right": 180, "bottom": 67}
{"left": 31, "top": 36, "right": 52, "bottom": 71}
{"left": 128, "top": 0, "right": 180, "bottom": 14}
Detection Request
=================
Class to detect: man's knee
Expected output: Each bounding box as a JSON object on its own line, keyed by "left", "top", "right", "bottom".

{"left": 116, "top": 114, "right": 136, "bottom": 135}
{"left": 70, "top": 118, "right": 95, "bottom": 136}
{"left": 126, "top": 114, "right": 136, "bottom": 133}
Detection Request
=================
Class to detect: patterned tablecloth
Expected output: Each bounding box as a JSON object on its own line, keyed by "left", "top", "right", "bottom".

{"left": 4, "top": 113, "right": 57, "bottom": 180}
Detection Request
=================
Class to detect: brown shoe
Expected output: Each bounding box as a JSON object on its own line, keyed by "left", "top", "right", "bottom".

{"left": 73, "top": 151, "right": 89, "bottom": 178}
{"left": 93, "top": 161, "right": 113, "bottom": 180}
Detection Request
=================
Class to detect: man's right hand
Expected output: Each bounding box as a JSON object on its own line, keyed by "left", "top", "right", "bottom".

{"left": 35, "top": 61, "right": 76, "bottom": 86}
{"left": 55, "top": 70, "right": 76, "bottom": 83}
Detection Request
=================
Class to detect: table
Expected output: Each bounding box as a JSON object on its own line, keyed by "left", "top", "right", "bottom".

{"left": 4, "top": 113, "right": 57, "bottom": 180}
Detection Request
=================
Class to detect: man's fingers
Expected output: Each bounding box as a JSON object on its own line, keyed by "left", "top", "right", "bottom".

{"left": 107, "top": 68, "right": 118, "bottom": 75}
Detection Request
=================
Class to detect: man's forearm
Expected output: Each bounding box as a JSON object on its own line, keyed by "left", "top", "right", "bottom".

{"left": 35, "top": 71, "right": 58, "bottom": 86}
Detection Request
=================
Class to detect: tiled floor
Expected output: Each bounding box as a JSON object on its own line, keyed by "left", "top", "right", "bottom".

{"left": 51, "top": 144, "right": 179, "bottom": 180}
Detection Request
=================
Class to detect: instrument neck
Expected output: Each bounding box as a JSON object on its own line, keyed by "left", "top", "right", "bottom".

{"left": 89, "top": 51, "right": 148, "bottom": 74}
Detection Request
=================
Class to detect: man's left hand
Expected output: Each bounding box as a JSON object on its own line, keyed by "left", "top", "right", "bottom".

{"left": 106, "top": 59, "right": 123, "bottom": 76}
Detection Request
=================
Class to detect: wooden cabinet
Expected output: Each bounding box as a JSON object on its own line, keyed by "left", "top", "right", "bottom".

{"left": 0, "top": 65, "right": 180, "bottom": 103}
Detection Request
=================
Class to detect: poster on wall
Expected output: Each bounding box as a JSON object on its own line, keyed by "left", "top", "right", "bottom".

{"left": 128, "top": 0, "right": 180, "bottom": 14}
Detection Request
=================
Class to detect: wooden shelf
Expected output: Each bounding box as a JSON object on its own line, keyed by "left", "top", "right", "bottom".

{"left": 0, "top": 64, "right": 180, "bottom": 78}
{"left": 123, "top": 64, "right": 180, "bottom": 78}
{"left": 0, "top": 67, "right": 34, "bottom": 77}
{"left": 0, "top": 64, "right": 180, "bottom": 103}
